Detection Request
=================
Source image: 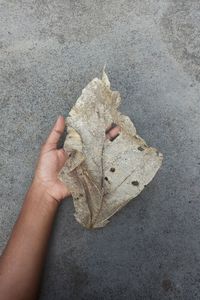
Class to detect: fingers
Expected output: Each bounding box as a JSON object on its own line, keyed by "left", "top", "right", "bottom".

{"left": 106, "top": 123, "right": 121, "bottom": 141}
{"left": 46, "top": 116, "right": 65, "bottom": 145}
{"left": 45, "top": 117, "right": 120, "bottom": 149}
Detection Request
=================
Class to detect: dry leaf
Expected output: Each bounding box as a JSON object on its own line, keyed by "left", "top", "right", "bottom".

{"left": 59, "top": 71, "right": 163, "bottom": 228}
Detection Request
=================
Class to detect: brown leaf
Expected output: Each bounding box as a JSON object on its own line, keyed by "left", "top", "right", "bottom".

{"left": 59, "top": 71, "right": 163, "bottom": 228}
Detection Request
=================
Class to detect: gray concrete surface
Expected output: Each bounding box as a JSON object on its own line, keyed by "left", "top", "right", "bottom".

{"left": 0, "top": 0, "right": 200, "bottom": 299}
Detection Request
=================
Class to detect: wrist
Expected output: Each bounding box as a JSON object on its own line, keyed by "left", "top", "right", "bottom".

{"left": 29, "top": 179, "right": 60, "bottom": 209}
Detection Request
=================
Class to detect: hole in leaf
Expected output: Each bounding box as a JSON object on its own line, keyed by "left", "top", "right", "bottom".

{"left": 105, "top": 123, "right": 121, "bottom": 142}
{"left": 110, "top": 134, "right": 119, "bottom": 142}
{"left": 105, "top": 122, "right": 117, "bottom": 134}
{"left": 138, "top": 146, "right": 144, "bottom": 151}
{"left": 132, "top": 181, "right": 139, "bottom": 186}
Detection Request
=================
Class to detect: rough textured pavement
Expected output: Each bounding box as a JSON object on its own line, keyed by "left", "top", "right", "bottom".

{"left": 0, "top": 1, "right": 200, "bottom": 299}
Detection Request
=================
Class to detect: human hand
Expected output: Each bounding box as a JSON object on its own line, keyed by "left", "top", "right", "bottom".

{"left": 33, "top": 117, "right": 120, "bottom": 204}
{"left": 33, "top": 116, "right": 71, "bottom": 203}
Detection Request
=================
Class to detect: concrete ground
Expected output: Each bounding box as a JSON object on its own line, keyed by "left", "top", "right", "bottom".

{"left": 0, "top": 1, "right": 200, "bottom": 299}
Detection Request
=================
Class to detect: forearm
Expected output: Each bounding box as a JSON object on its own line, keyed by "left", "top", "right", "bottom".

{"left": 0, "top": 181, "right": 59, "bottom": 300}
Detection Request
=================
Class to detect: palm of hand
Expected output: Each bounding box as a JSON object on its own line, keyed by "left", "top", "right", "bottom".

{"left": 34, "top": 116, "right": 70, "bottom": 202}
{"left": 34, "top": 116, "right": 120, "bottom": 203}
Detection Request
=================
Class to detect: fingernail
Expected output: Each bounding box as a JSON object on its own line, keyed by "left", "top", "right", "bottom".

{"left": 105, "top": 122, "right": 118, "bottom": 134}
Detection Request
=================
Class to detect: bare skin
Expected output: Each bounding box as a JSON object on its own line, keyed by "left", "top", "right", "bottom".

{"left": 0, "top": 116, "right": 120, "bottom": 300}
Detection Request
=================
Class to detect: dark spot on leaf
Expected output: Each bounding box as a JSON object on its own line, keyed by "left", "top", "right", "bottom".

{"left": 104, "top": 177, "right": 111, "bottom": 184}
{"left": 79, "top": 193, "right": 84, "bottom": 197}
{"left": 110, "top": 167, "right": 115, "bottom": 172}
{"left": 162, "top": 279, "right": 172, "bottom": 292}
{"left": 132, "top": 181, "right": 139, "bottom": 186}
{"left": 138, "top": 146, "right": 144, "bottom": 151}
